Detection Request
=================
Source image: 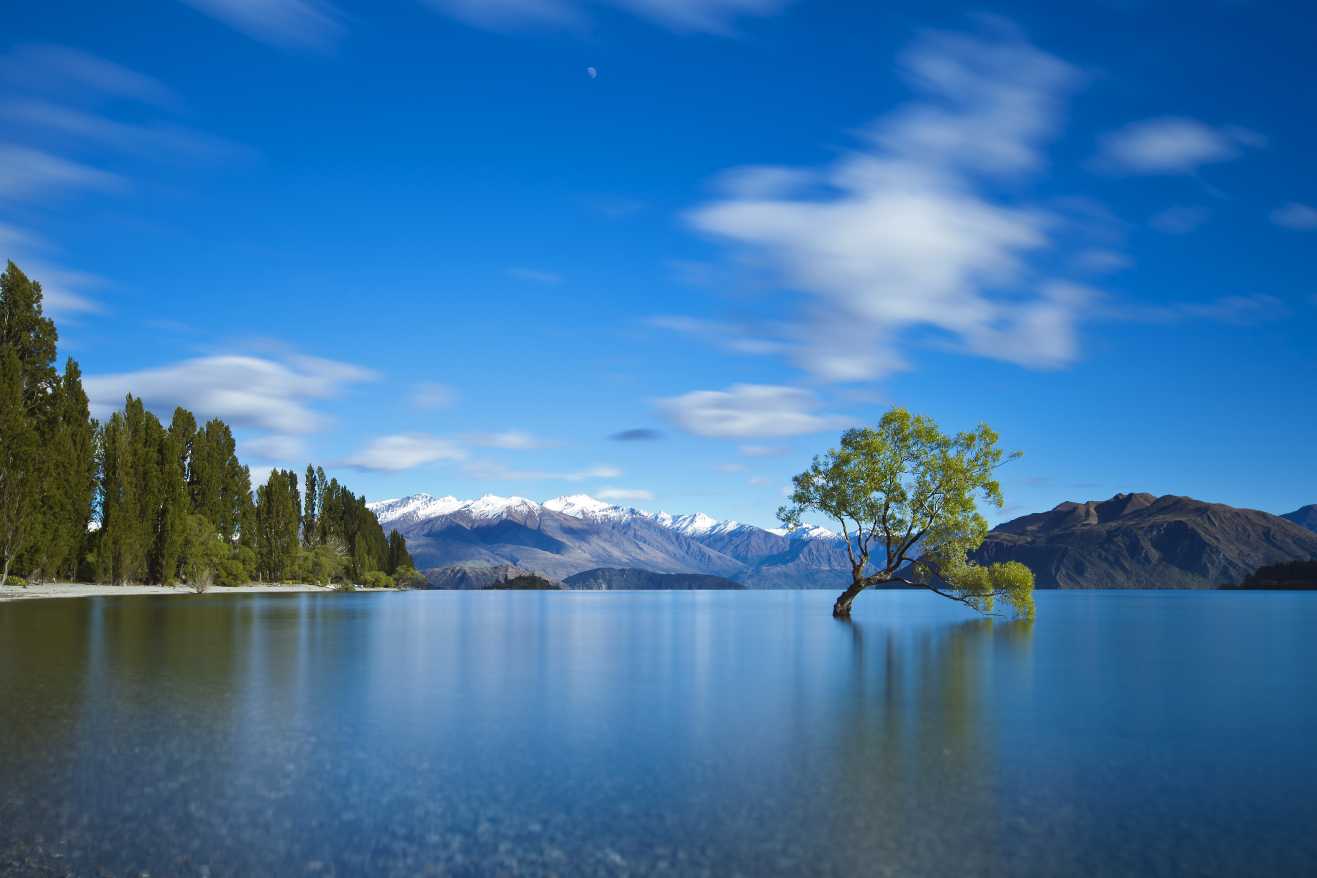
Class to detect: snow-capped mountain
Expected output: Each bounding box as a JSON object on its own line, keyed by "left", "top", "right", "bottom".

{"left": 368, "top": 493, "right": 853, "bottom": 588}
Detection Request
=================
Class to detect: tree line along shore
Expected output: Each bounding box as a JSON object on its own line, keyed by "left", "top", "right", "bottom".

{"left": 0, "top": 261, "right": 422, "bottom": 592}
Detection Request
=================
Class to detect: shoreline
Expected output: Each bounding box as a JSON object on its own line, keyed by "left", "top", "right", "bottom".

{"left": 0, "top": 583, "right": 390, "bottom": 603}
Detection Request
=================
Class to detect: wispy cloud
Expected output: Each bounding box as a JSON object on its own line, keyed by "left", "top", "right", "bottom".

{"left": 0, "top": 145, "right": 122, "bottom": 200}
{"left": 1, "top": 99, "right": 251, "bottom": 164}
{"left": 411, "top": 381, "right": 458, "bottom": 410}
{"left": 1110, "top": 293, "right": 1287, "bottom": 326}
{"left": 424, "top": 0, "right": 790, "bottom": 33}
{"left": 464, "top": 461, "right": 622, "bottom": 481}
{"left": 469, "top": 430, "right": 554, "bottom": 450}
{"left": 506, "top": 267, "right": 563, "bottom": 284}
{"left": 686, "top": 24, "right": 1088, "bottom": 382}
{"left": 85, "top": 353, "right": 376, "bottom": 433}
{"left": 1073, "top": 248, "right": 1131, "bottom": 275}
{"left": 243, "top": 434, "right": 306, "bottom": 462}
{"left": 648, "top": 315, "right": 787, "bottom": 356}
{"left": 1095, "top": 117, "right": 1262, "bottom": 174}
{"left": 1, "top": 227, "right": 108, "bottom": 316}
{"left": 1271, "top": 203, "right": 1317, "bottom": 230}
{"left": 180, "top": 0, "right": 344, "bottom": 49}
{"left": 738, "top": 444, "right": 786, "bottom": 457}
{"left": 658, "top": 384, "right": 849, "bottom": 438}
{"left": 341, "top": 434, "right": 466, "bottom": 471}
{"left": 0, "top": 44, "right": 177, "bottom": 107}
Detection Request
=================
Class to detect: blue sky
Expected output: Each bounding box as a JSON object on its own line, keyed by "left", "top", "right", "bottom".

{"left": 3, "top": 0, "right": 1314, "bottom": 527}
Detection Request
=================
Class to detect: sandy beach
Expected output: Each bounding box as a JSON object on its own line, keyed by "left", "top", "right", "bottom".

{"left": 0, "top": 583, "right": 387, "bottom": 603}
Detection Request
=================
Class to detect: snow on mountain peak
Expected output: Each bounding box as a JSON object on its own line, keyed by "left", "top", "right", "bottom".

{"left": 367, "top": 493, "right": 465, "bottom": 525}
{"left": 543, "top": 494, "right": 614, "bottom": 517}
{"left": 466, "top": 494, "right": 540, "bottom": 519}
{"left": 369, "top": 492, "right": 839, "bottom": 541}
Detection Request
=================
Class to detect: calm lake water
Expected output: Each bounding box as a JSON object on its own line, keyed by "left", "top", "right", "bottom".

{"left": 2, "top": 590, "right": 1315, "bottom": 876}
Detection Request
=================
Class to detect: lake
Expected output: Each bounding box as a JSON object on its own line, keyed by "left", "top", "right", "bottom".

{"left": 2, "top": 590, "right": 1314, "bottom": 876}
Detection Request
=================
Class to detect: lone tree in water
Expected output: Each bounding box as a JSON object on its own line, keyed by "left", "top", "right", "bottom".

{"left": 779, "top": 408, "right": 1035, "bottom": 619}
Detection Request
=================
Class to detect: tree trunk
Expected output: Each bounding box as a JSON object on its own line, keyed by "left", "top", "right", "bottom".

{"left": 833, "top": 578, "right": 867, "bottom": 618}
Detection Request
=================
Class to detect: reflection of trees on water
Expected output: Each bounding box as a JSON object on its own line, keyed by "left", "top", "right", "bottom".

{"left": 812, "top": 616, "right": 1035, "bottom": 874}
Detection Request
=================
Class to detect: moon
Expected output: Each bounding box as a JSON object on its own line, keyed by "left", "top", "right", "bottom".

{"left": 586, "top": 67, "right": 598, "bottom": 79}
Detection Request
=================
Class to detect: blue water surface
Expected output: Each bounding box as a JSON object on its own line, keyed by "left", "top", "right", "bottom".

{"left": 1, "top": 590, "right": 1313, "bottom": 876}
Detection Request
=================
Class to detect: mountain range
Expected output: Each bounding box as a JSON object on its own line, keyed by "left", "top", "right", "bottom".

{"left": 368, "top": 493, "right": 853, "bottom": 589}
{"left": 369, "top": 492, "right": 1317, "bottom": 590}
{"left": 972, "top": 494, "right": 1317, "bottom": 587}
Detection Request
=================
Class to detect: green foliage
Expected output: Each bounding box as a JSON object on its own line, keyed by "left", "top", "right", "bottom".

{"left": 1, "top": 263, "right": 97, "bottom": 586}
{"left": 215, "top": 544, "right": 258, "bottom": 587}
{"left": 362, "top": 570, "right": 395, "bottom": 589}
{"left": 0, "top": 347, "right": 40, "bottom": 586}
{"left": 781, "top": 407, "right": 1035, "bottom": 618}
{"left": 393, "top": 565, "right": 427, "bottom": 589}
{"left": 0, "top": 260, "right": 405, "bottom": 590}
{"left": 255, "top": 469, "right": 301, "bottom": 581}
{"left": 189, "top": 419, "right": 249, "bottom": 542}
{"left": 386, "top": 530, "right": 412, "bottom": 575}
{"left": 180, "top": 513, "right": 226, "bottom": 588}
{"left": 295, "top": 543, "right": 346, "bottom": 586}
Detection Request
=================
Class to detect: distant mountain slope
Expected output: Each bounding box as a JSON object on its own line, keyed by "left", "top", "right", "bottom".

{"left": 973, "top": 493, "right": 1317, "bottom": 587}
{"left": 369, "top": 493, "right": 854, "bottom": 588}
{"left": 563, "top": 568, "right": 744, "bottom": 590}
{"left": 1282, "top": 505, "right": 1317, "bottom": 533}
{"left": 422, "top": 563, "right": 545, "bottom": 590}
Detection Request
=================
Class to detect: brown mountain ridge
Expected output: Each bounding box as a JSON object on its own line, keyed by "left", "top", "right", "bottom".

{"left": 972, "top": 493, "right": 1317, "bottom": 587}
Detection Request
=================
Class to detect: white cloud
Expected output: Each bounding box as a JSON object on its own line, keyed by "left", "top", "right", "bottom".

{"left": 424, "top": 0, "right": 789, "bottom": 33}
{"left": 1096, "top": 117, "right": 1261, "bottom": 174}
{"left": 687, "top": 25, "right": 1088, "bottom": 382}
{"left": 84, "top": 354, "right": 376, "bottom": 433}
{"left": 658, "top": 384, "right": 848, "bottom": 438}
{"left": 342, "top": 434, "right": 466, "bottom": 472}
{"left": 0, "top": 45, "right": 177, "bottom": 107}
{"left": 1, "top": 100, "right": 251, "bottom": 164}
{"left": 248, "top": 465, "right": 276, "bottom": 487}
{"left": 0, "top": 241, "right": 107, "bottom": 317}
{"left": 180, "top": 0, "right": 344, "bottom": 49}
{"left": 470, "top": 430, "right": 553, "bottom": 450}
{"left": 242, "top": 434, "right": 305, "bottom": 462}
{"left": 649, "top": 314, "right": 787, "bottom": 356}
{"left": 1150, "top": 205, "right": 1210, "bottom": 234}
{"left": 0, "top": 145, "right": 122, "bottom": 200}
{"left": 716, "top": 462, "right": 746, "bottom": 473}
{"left": 596, "top": 487, "right": 654, "bottom": 502}
{"left": 1271, "top": 203, "right": 1317, "bottom": 230}
{"left": 411, "top": 381, "right": 458, "bottom": 410}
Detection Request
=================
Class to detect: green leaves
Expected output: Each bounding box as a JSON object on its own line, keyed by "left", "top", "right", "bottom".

{"left": 782, "top": 407, "right": 1035, "bottom": 618}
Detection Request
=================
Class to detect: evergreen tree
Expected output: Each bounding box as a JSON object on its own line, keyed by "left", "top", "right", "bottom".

{"left": 98, "top": 396, "right": 157, "bottom": 583}
{"left": 386, "top": 530, "right": 412, "bottom": 575}
{"left": 0, "top": 348, "right": 39, "bottom": 586}
{"left": 0, "top": 263, "right": 96, "bottom": 584}
{"left": 0, "top": 262, "right": 59, "bottom": 419}
{"left": 147, "top": 408, "right": 193, "bottom": 584}
{"left": 25, "top": 359, "right": 97, "bottom": 580}
{"left": 254, "top": 469, "right": 300, "bottom": 581}
{"left": 189, "top": 419, "right": 247, "bottom": 541}
{"left": 303, "top": 463, "right": 317, "bottom": 546}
